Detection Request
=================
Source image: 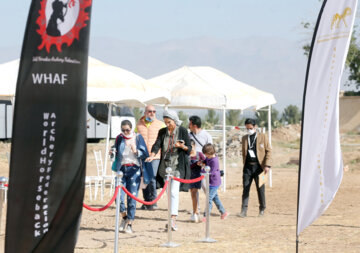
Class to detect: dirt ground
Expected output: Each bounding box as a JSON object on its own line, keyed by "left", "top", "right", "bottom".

{"left": 0, "top": 127, "right": 360, "bottom": 252}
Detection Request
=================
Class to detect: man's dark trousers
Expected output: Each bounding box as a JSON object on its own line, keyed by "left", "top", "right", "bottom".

{"left": 241, "top": 162, "right": 266, "bottom": 211}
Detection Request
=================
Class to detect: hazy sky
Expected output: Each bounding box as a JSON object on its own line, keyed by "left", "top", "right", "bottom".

{"left": 90, "top": 0, "right": 321, "bottom": 42}
{"left": 1, "top": 0, "right": 322, "bottom": 48}
{"left": 1, "top": 1, "right": 358, "bottom": 111}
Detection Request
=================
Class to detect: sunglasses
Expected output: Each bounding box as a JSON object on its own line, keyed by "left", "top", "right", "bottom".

{"left": 147, "top": 110, "right": 156, "bottom": 113}
{"left": 121, "top": 128, "right": 131, "bottom": 133}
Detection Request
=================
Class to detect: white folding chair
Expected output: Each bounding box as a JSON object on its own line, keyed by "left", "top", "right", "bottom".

{"left": 93, "top": 150, "right": 104, "bottom": 200}
{"left": 93, "top": 150, "right": 114, "bottom": 200}
{"left": 85, "top": 176, "right": 93, "bottom": 201}
{"left": 103, "top": 173, "right": 115, "bottom": 196}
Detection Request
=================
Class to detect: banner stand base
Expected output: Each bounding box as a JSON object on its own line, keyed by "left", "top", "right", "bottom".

{"left": 198, "top": 237, "right": 217, "bottom": 243}
{"left": 160, "top": 242, "right": 180, "bottom": 248}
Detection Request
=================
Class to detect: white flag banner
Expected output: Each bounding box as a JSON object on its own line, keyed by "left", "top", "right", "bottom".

{"left": 297, "top": 0, "right": 358, "bottom": 235}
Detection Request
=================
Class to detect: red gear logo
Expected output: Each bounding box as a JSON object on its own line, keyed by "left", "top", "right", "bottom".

{"left": 36, "top": 0, "right": 92, "bottom": 53}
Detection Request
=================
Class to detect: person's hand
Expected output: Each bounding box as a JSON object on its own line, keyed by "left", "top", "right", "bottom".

{"left": 174, "top": 140, "right": 184, "bottom": 149}
{"left": 145, "top": 156, "right": 155, "bottom": 162}
{"left": 264, "top": 166, "right": 270, "bottom": 174}
{"left": 175, "top": 140, "right": 187, "bottom": 150}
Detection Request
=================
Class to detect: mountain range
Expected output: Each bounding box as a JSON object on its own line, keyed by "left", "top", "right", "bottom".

{"left": 89, "top": 36, "right": 308, "bottom": 112}
{"left": 1, "top": 36, "right": 310, "bottom": 113}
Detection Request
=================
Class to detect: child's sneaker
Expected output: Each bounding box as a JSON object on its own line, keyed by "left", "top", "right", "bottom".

{"left": 125, "top": 223, "right": 133, "bottom": 234}
{"left": 221, "top": 211, "right": 230, "bottom": 220}
{"left": 119, "top": 217, "right": 127, "bottom": 232}
{"left": 202, "top": 216, "right": 206, "bottom": 223}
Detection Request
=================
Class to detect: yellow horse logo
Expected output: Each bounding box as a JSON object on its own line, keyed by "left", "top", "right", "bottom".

{"left": 331, "top": 7, "right": 351, "bottom": 29}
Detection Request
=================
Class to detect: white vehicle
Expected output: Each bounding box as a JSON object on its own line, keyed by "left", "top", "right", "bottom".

{"left": 0, "top": 101, "right": 135, "bottom": 141}
{"left": 87, "top": 103, "right": 135, "bottom": 141}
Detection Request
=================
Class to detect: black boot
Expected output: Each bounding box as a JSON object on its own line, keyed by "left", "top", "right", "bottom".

{"left": 258, "top": 208, "right": 265, "bottom": 217}
{"left": 238, "top": 207, "right": 247, "bottom": 218}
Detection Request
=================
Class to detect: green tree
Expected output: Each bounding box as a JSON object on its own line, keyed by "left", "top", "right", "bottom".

{"left": 347, "top": 33, "right": 360, "bottom": 90}
{"left": 226, "top": 110, "right": 241, "bottom": 126}
{"left": 281, "top": 105, "right": 301, "bottom": 124}
{"left": 255, "top": 107, "right": 281, "bottom": 129}
{"left": 178, "top": 110, "right": 188, "bottom": 128}
{"left": 204, "top": 109, "right": 219, "bottom": 126}
{"left": 132, "top": 108, "right": 143, "bottom": 122}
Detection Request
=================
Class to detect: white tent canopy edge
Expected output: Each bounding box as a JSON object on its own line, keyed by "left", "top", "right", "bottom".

{"left": 150, "top": 66, "right": 276, "bottom": 191}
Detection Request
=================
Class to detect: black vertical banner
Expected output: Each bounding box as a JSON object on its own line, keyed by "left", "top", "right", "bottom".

{"left": 5, "top": 0, "right": 92, "bottom": 252}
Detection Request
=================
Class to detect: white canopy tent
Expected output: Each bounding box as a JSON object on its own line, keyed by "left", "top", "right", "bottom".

{"left": 0, "top": 57, "right": 171, "bottom": 176}
{"left": 0, "top": 57, "right": 170, "bottom": 105}
{"left": 86, "top": 57, "right": 171, "bottom": 175}
{"left": 87, "top": 57, "right": 169, "bottom": 106}
{"left": 149, "top": 66, "right": 276, "bottom": 191}
{"left": 149, "top": 66, "right": 276, "bottom": 109}
{"left": 0, "top": 59, "right": 19, "bottom": 101}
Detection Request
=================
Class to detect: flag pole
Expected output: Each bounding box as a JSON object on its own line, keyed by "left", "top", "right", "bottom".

{"left": 296, "top": 0, "right": 328, "bottom": 251}
{"left": 296, "top": 235, "right": 299, "bottom": 253}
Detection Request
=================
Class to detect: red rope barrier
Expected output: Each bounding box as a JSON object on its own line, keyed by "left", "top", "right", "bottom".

{"left": 172, "top": 175, "right": 204, "bottom": 184}
{"left": 83, "top": 186, "right": 120, "bottom": 212}
{"left": 121, "top": 180, "right": 169, "bottom": 205}
{"left": 5, "top": 182, "right": 119, "bottom": 212}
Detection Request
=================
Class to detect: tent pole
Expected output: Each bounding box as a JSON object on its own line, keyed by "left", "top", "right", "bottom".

{"left": 222, "top": 106, "right": 226, "bottom": 192}
{"left": 268, "top": 105, "right": 272, "bottom": 145}
{"left": 10, "top": 96, "right": 15, "bottom": 118}
{"left": 103, "top": 103, "right": 113, "bottom": 176}
{"left": 268, "top": 105, "right": 272, "bottom": 188}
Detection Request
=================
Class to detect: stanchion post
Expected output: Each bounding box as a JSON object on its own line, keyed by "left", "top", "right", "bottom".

{"left": 0, "top": 177, "right": 7, "bottom": 233}
{"left": 160, "top": 167, "right": 180, "bottom": 248}
{"left": 114, "top": 171, "right": 123, "bottom": 253}
{"left": 198, "top": 166, "right": 216, "bottom": 243}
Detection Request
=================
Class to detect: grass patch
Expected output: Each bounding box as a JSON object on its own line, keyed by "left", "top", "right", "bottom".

{"left": 273, "top": 139, "right": 300, "bottom": 150}
{"left": 279, "top": 163, "right": 298, "bottom": 169}
{"left": 350, "top": 157, "right": 360, "bottom": 164}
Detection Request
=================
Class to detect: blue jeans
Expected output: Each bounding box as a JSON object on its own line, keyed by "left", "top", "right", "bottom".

{"left": 142, "top": 159, "right": 160, "bottom": 204}
{"left": 207, "top": 186, "right": 226, "bottom": 215}
{"left": 118, "top": 165, "right": 141, "bottom": 220}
